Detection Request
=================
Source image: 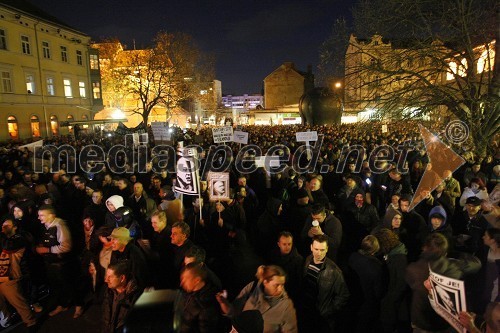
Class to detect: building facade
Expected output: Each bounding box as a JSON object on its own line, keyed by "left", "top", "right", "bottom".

{"left": 264, "top": 62, "right": 314, "bottom": 109}
{"left": 0, "top": 0, "right": 102, "bottom": 141}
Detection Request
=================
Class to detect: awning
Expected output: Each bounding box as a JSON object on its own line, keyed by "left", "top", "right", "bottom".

{"left": 60, "top": 119, "right": 128, "bottom": 126}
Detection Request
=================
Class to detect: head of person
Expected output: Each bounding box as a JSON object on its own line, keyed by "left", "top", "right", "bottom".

{"left": 151, "top": 210, "right": 167, "bottom": 233}
{"left": 152, "top": 176, "right": 162, "bottom": 189}
{"left": 277, "top": 231, "right": 293, "bottom": 255}
{"left": 354, "top": 193, "right": 364, "bottom": 207}
{"left": 399, "top": 195, "right": 412, "bottom": 213}
{"left": 230, "top": 310, "right": 264, "bottom": 333}
{"left": 255, "top": 265, "right": 287, "bottom": 297}
{"left": 92, "top": 190, "right": 103, "bottom": 205}
{"left": 391, "top": 194, "right": 401, "bottom": 207}
{"left": 105, "top": 261, "right": 131, "bottom": 292}
{"left": 472, "top": 163, "right": 481, "bottom": 173}
{"left": 443, "top": 170, "right": 453, "bottom": 181}
{"left": 109, "top": 227, "right": 132, "bottom": 252}
{"left": 184, "top": 245, "right": 206, "bottom": 266}
{"left": 311, "top": 204, "right": 327, "bottom": 223}
{"left": 171, "top": 222, "right": 190, "bottom": 247}
{"left": 133, "top": 182, "right": 143, "bottom": 197}
{"left": 237, "top": 175, "right": 247, "bottom": 187}
{"left": 192, "top": 197, "right": 203, "bottom": 210}
{"left": 1, "top": 217, "right": 18, "bottom": 237}
{"left": 106, "top": 195, "right": 124, "bottom": 213}
{"left": 116, "top": 178, "right": 128, "bottom": 191}
{"left": 359, "top": 235, "right": 380, "bottom": 256}
{"left": 429, "top": 207, "right": 447, "bottom": 230}
{"left": 82, "top": 216, "right": 95, "bottom": 232}
{"left": 345, "top": 175, "right": 356, "bottom": 189}
{"left": 309, "top": 177, "right": 322, "bottom": 191}
{"left": 465, "top": 196, "right": 483, "bottom": 215}
{"left": 391, "top": 211, "right": 403, "bottom": 229}
{"left": 236, "top": 186, "right": 247, "bottom": 199}
{"left": 484, "top": 302, "right": 500, "bottom": 333}
{"left": 180, "top": 263, "right": 207, "bottom": 293}
{"left": 483, "top": 228, "right": 500, "bottom": 249}
{"left": 372, "top": 228, "right": 400, "bottom": 255}
{"left": 422, "top": 233, "right": 448, "bottom": 259}
{"left": 310, "top": 234, "right": 329, "bottom": 263}
{"left": 38, "top": 204, "right": 56, "bottom": 225}
{"left": 469, "top": 177, "right": 486, "bottom": 191}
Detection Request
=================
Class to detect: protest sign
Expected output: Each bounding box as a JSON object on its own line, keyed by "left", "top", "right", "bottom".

{"left": 207, "top": 172, "right": 230, "bottom": 201}
{"left": 151, "top": 122, "right": 170, "bottom": 142}
{"left": 212, "top": 126, "right": 233, "bottom": 143}
{"left": 295, "top": 131, "right": 318, "bottom": 142}
{"left": 233, "top": 131, "right": 248, "bottom": 144}
{"left": 174, "top": 156, "right": 199, "bottom": 195}
{"left": 429, "top": 267, "right": 467, "bottom": 333}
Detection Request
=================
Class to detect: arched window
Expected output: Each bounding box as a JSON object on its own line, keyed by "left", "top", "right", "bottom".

{"left": 50, "top": 115, "right": 59, "bottom": 136}
{"left": 82, "top": 114, "right": 89, "bottom": 129}
{"left": 67, "top": 114, "right": 74, "bottom": 132}
{"left": 30, "top": 115, "right": 40, "bottom": 137}
{"left": 7, "top": 116, "right": 18, "bottom": 140}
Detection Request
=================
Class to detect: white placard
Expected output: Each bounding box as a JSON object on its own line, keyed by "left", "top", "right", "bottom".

{"left": 212, "top": 126, "right": 233, "bottom": 143}
{"left": 151, "top": 122, "right": 170, "bottom": 141}
{"left": 296, "top": 131, "right": 318, "bottom": 142}
{"left": 207, "top": 172, "right": 230, "bottom": 201}
{"left": 233, "top": 131, "right": 248, "bottom": 144}
{"left": 429, "top": 267, "right": 467, "bottom": 333}
{"left": 174, "top": 156, "right": 199, "bottom": 195}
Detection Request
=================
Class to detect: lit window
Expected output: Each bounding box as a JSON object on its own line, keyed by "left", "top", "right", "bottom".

{"left": 42, "top": 41, "right": 50, "bottom": 58}
{"left": 76, "top": 50, "right": 82, "bottom": 65}
{"left": 67, "top": 114, "right": 74, "bottom": 132}
{"left": 31, "top": 115, "right": 40, "bottom": 137}
{"left": 50, "top": 115, "right": 59, "bottom": 136}
{"left": 92, "top": 82, "right": 101, "bottom": 99}
{"left": 89, "top": 54, "right": 99, "bottom": 69}
{"left": 447, "top": 62, "right": 456, "bottom": 80}
{"left": 7, "top": 116, "right": 18, "bottom": 139}
{"left": 0, "top": 29, "right": 6, "bottom": 50}
{"left": 61, "top": 46, "right": 68, "bottom": 62}
{"left": 46, "top": 77, "right": 55, "bottom": 96}
{"left": 63, "top": 79, "right": 72, "bottom": 98}
{"left": 79, "top": 81, "right": 86, "bottom": 98}
{"left": 26, "top": 74, "right": 35, "bottom": 94}
{"left": 1, "top": 71, "right": 12, "bottom": 92}
{"left": 21, "top": 35, "right": 31, "bottom": 55}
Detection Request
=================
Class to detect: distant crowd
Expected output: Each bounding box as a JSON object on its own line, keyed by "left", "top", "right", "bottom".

{"left": 0, "top": 122, "right": 498, "bottom": 333}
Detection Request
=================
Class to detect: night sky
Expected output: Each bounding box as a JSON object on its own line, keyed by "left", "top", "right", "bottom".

{"left": 27, "top": 0, "right": 354, "bottom": 95}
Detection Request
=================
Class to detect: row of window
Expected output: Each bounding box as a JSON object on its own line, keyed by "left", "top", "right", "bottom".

{"left": 7, "top": 114, "right": 89, "bottom": 139}
{"left": 0, "top": 70, "right": 101, "bottom": 98}
{"left": 0, "top": 28, "right": 84, "bottom": 65}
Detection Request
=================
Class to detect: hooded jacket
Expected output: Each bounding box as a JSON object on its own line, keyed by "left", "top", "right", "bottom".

{"left": 428, "top": 206, "right": 453, "bottom": 245}
{"left": 104, "top": 195, "right": 124, "bottom": 228}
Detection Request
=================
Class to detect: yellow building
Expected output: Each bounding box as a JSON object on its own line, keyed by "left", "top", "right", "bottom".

{"left": 0, "top": 0, "right": 102, "bottom": 141}
{"left": 344, "top": 34, "right": 495, "bottom": 121}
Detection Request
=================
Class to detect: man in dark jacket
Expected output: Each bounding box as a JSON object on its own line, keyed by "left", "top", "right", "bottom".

{"left": 300, "top": 235, "right": 350, "bottom": 332}
{"left": 301, "top": 204, "right": 342, "bottom": 261}
{"left": 267, "top": 232, "right": 304, "bottom": 302}
{"left": 102, "top": 261, "right": 142, "bottom": 333}
{"left": 179, "top": 263, "right": 220, "bottom": 332}
{"left": 399, "top": 196, "right": 428, "bottom": 262}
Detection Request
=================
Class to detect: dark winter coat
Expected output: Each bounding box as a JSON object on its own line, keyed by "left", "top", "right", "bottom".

{"left": 102, "top": 280, "right": 142, "bottom": 333}
{"left": 179, "top": 282, "right": 220, "bottom": 333}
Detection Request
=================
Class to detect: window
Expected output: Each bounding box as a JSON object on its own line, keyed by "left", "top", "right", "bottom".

{"left": 31, "top": 115, "right": 40, "bottom": 137}
{"left": 46, "top": 77, "right": 55, "bottom": 96}
{"left": 50, "top": 115, "right": 59, "bottom": 136}
{"left": 60, "top": 46, "right": 68, "bottom": 62}
{"left": 92, "top": 82, "right": 101, "bottom": 99}
{"left": 1, "top": 70, "right": 12, "bottom": 92}
{"left": 42, "top": 41, "right": 50, "bottom": 58}
{"left": 0, "top": 29, "right": 6, "bottom": 50}
{"left": 7, "top": 116, "right": 18, "bottom": 139}
{"left": 26, "top": 74, "right": 35, "bottom": 94}
{"left": 89, "top": 54, "right": 99, "bottom": 69}
{"left": 477, "top": 47, "right": 495, "bottom": 73}
{"left": 63, "top": 79, "right": 72, "bottom": 98}
{"left": 21, "top": 35, "right": 31, "bottom": 55}
{"left": 79, "top": 81, "right": 86, "bottom": 98}
{"left": 76, "top": 50, "right": 82, "bottom": 65}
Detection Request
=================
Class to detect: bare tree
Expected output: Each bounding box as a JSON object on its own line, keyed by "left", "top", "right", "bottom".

{"left": 321, "top": 0, "right": 499, "bottom": 157}
{"left": 94, "top": 32, "right": 215, "bottom": 126}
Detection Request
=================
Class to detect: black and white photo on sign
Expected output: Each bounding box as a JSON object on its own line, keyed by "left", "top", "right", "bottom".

{"left": 207, "top": 172, "right": 230, "bottom": 201}
{"left": 429, "top": 267, "right": 468, "bottom": 333}
{"left": 174, "top": 156, "right": 199, "bottom": 195}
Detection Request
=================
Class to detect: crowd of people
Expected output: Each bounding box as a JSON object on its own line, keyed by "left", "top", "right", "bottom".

{"left": 0, "top": 121, "right": 498, "bottom": 333}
